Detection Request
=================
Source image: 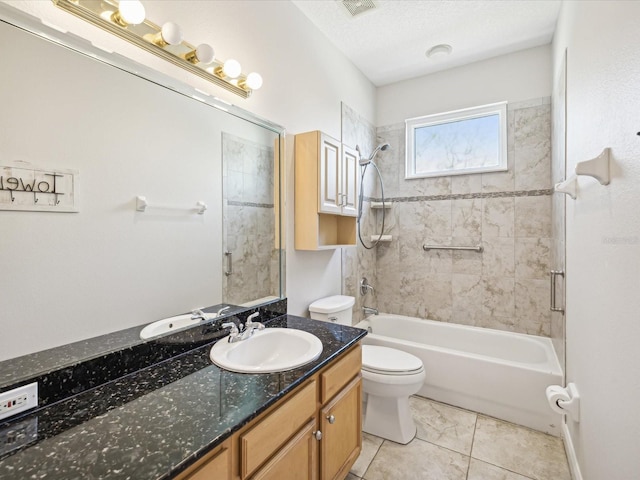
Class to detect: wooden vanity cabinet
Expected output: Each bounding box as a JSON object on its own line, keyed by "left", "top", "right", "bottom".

{"left": 175, "top": 439, "right": 231, "bottom": 480}
{"left": 177, "top": 344, "right": 362, "bottom": 480}
{"left": 295, "top": 131, "right": 360, "bottom": 250}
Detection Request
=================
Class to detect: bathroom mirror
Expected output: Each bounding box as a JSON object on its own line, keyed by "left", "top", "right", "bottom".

{"left": 0, "top": 6, "right": 284, "bottom": 367}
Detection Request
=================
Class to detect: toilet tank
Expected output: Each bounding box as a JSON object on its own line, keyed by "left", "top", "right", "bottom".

{"left": 309, "top": 295, "right": 355, "bottom": 326}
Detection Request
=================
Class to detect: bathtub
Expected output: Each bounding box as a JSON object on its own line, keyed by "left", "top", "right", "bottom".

{"left": 355, "top": 313, "right": 563, "bottom": 436}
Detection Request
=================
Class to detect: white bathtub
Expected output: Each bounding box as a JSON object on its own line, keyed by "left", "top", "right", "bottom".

{"left": 355, "top": 313, "right": 563, "bottom": 436}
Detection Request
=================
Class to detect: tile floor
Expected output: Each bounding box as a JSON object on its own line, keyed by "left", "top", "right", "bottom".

{"left": 348, "top": 396, "right": 571, "bottom": 480}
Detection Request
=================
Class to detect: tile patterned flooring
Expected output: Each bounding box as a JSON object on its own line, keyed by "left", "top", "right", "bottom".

{"left": 348, "top": 396, "right": 571, "bottom": 480}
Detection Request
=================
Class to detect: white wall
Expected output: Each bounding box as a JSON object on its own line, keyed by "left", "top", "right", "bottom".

{"left": 377, "top": 45, "right": 551, "bottom": 126}
{"left": 1, "top": 1, "right": 377, "bottom": 320}
{"left": 552, "top": 2, "right": 640, "bottom": 478}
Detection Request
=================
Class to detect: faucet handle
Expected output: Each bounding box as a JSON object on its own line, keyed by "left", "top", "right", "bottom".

{"left": 221, "top": 322, "right": 239, "bottom": 335}
{"left": 246, "top": 312, "right": 265, "bottom": 330}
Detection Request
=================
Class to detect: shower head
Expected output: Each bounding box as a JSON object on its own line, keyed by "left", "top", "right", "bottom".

{"left": 359, "top": 143, "right": 391, "bottom": 166}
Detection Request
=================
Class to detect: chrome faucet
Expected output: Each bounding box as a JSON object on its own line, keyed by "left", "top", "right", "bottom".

{"left": 221, "top": 322, "right": 242, "bottom": 343}
{"left": 245, "top": 312, "right": 265, "bottom": 333}
{"left": 216, "top": 306, "right": 231, "bottom": 317}
{"left": 191, "top": 309, "right": 209, "bottom": 321}
{"left": 222, "top": 312, "right": 265, "bottom": 343}
{"left": 363, "top": 306, "right": 379, "bottom": 316}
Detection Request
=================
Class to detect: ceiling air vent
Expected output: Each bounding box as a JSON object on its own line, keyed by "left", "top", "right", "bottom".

{"left": 341, "top": 0, "right": 377, "bottom": 18}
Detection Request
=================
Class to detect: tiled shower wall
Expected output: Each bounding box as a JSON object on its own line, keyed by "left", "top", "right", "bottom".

{"left": 341, "top": 103, "right": 376, "bottom": 324}
{"left": 367, "top": 99, "right": 553, "bottom": 336}
{"left": 222, "top": 133, "right": 278, "bottom": 305}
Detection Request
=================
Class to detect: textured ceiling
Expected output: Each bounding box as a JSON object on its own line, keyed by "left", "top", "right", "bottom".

{"left": 291, "top": 0, "right": 561, "bottom": 86}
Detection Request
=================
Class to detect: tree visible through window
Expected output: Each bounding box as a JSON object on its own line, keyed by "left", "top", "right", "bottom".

{"left": 406, "top": 102, "right": 507, "bottom": 179}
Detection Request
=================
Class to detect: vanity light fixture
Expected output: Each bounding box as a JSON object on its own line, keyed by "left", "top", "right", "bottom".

{"left": 52, "top": 0, "right": 262, "bottom": 98}
{"left": 111, "top": 0, "right": 145, "bottom": 27}
{"left": 150, "top": 21, "right": 183, "bottom": 47}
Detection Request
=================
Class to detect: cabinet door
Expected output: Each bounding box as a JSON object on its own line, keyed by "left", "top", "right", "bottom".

{"left": 251, "top": 419, "right": 318, "bottom": 480}
{"left": 341, "top": 145, "right": 359, "bottom": 217}
{"left": 320, "top": 376, "right": 362, "bottom": 480}
{"left": 181, "top": 444, "right": 230, "bottom": 480}
{"left": 318, "top": 133, "right": 342, "bottom": 215}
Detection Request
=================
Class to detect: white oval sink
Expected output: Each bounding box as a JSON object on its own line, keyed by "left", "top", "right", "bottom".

{"left": 140, "top": 314, "right": 201, "bottom": 340}
{"left": 210, "top": 328, "right": 323, "bottom": 373}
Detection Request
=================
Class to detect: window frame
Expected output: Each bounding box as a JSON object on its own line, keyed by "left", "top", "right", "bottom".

{"left": 405, "top": 101, "right": 508, "bottom": 179}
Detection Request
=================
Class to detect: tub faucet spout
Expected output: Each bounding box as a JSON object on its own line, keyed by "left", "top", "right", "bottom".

{"left": 363, "top": 306, "right": 378, "bottom": 316}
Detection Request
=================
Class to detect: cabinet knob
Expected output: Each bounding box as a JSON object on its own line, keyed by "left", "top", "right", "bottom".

{"left": 326, "top": 414, "right": 336, "bottom": 424}
{"left": 313, "top": 430, "right": 322, "bottom": 441}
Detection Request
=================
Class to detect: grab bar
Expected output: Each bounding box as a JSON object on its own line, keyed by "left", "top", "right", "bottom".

{"left": 422, "top": 244, "right": 484, "bottom": 253}
{"left": 550, "top": 270, "right": 565, "bottom": 314}
{"left": 225, "top": 251, "right": 233, "bottom": 276}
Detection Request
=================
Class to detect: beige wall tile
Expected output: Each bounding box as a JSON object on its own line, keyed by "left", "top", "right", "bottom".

{"left": 482, "top": 237, "right": 515, "bottom": 277}
{"left": 452, "top": 237, "right": 483, "bottom": 275}
{"left": 452, "top": 274, "right": 483, "bottom": 325}
{"left": 452, "top": 199, "right": 482, "bottom": 237}
{"left": 515, "top": 145, "right": 551, "bottom": 190}
{"left": 515, "top": 195, "right": 552, "bottom": 237}
{"left": 515, "top": 279, "right": 551, "bottom": 336}
{"left": 482, "top": 197, "right": 515, "bottom": 237}
{"left": 515, "top": 238, "right": 551, "bottom": 279}
{"left": 482, "top": 276, "right": 515, "bottom": 318}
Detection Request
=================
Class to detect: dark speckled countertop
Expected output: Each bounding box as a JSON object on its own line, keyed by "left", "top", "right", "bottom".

{"left": 0, "top": 315, "right": 366, "bottom": 480}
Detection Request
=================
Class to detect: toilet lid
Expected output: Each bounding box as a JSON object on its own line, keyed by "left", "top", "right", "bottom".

{"left": 362, "top": 345, "right": 423, "bottom": 375}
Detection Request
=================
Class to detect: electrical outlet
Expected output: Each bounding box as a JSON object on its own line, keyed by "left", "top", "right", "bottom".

{"left": 0, "top": 417, "right": 38, "bottom": 456}
{"left": 0, "top": 382, "right": 38, "bottom": 421}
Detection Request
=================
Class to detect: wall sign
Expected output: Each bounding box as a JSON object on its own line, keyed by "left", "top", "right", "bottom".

{"left": 0, "top": 163, "right": 79, "bottom": 212}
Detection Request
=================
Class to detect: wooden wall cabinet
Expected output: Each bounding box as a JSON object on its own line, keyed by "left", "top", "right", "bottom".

{"left": 295, "top": 131, "right": 360, "bottom": 250}
{"left": 177, "top": 344, "right": 362, "bottom": 480}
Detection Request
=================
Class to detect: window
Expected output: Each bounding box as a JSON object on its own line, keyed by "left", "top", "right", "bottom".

{"left": 405, "top": 102, "right": 507, "bottom": 179}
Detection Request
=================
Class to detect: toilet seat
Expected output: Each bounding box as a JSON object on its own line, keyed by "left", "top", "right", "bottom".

{"left": 362, "top": 345, "right": 424, "bottom": 376}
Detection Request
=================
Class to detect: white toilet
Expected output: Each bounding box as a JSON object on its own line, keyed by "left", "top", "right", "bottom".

{"left": 309, "top": 295, "right": 426, "bottom": 444}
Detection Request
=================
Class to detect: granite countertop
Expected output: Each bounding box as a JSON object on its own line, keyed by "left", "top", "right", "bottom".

{"left": 0, "top": 315, "right": 366, "bottom": 480}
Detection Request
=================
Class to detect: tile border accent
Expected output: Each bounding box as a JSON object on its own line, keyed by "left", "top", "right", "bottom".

{"left": 228, "top": 200, "right": 274, "bottom": 208}
{"left": 368, "top": 188, "right": 552, "bottom": 203}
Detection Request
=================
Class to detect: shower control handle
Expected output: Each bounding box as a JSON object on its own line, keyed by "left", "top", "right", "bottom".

{"left": 550, "top": 270, "right": 565, "bottom": 314}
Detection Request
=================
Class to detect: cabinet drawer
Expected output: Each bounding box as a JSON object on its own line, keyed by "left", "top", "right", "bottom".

{"left": 251, "top": 419, "right": 317, "bottom": 480}
{"left": 241, "top": 380, "right": 317, "bottom": 478}
{"left": 320, "top": 345, "right": 361, "bottom": 404}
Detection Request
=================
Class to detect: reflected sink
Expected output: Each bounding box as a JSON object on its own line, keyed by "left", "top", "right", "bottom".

{"left": 209, "top": 328, "right": 323, "bottom": 373}
{"left": 140, "top": 314, "right": 202, "bottom": 340}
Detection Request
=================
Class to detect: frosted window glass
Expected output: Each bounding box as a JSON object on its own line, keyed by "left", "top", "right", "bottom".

{"left": 406, "top": 102, "right": 507, "bottom": 179}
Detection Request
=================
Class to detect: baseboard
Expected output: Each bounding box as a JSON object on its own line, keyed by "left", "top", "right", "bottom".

{"left": 561, "top": 421, "right": 583, "bottom": 480}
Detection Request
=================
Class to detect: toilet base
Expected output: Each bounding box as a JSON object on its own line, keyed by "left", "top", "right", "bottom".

{"left": 362, "top": 394, "right": 417, "bottom": 444}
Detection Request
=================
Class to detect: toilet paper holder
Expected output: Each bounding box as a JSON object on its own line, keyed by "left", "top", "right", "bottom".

{"left": 546, "top": 383, "right": 580, "bottom": 422}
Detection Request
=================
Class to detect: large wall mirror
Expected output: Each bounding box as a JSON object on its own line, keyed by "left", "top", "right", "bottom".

{"left": 0, "top": 7, "right": 285, "bottom": 367}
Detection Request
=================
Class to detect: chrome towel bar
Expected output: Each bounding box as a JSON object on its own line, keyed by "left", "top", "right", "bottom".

{"left": 422, "top": 244, "right": 484, "bottom": 253}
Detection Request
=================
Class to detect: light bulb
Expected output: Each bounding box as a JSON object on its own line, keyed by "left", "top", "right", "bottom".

{"left": 245, "top": 72, "right": 263, "bottom": 90}
{"left": 185, "top": 43, "right": 215, "bottom": 64}
{"left": 222, "top": 59, "right": 242, "bottom": 79}
{"left": 159, "top": 22, "right": 183, "bottom": 46}
{"left": 114, "top": 0, "right": 146, "bottom": 26}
